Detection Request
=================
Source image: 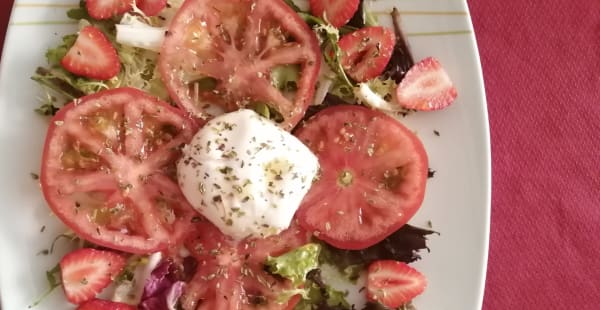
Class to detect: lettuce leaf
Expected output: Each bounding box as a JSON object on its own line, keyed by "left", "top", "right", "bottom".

{"left": 294, "top": 269, "right": 351, "bottom": 310}
{"left": 266, "top": 243, "right": 321, "bottom": 286}
{"left": 31, "top": 0, "right": 170, "bottom": 115}
{"left": 265, "top": 243, "right": 351, "bottom": 309}
{"left": 139, "top": 259, "right": 186, "bottom": 310}
{"left": 45, "top": 34, "right": 77, "bottom": 66}
{"left": 319, "top": 224, "right": 437, "bottom": 274}
{"left": 382, "top": 8, "right": 415, "bottom": 83}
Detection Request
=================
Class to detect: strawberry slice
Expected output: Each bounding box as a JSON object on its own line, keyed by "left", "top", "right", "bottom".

{"left": 77, "top": 299, "right": 136, "bottom": 310}
{"left": 60, "top": 248, "right": 127, "bottom": 305}
{"left": 367, "top": 260, "right": 427, "bottom": 308}
{"left": 395, "top": 57, "right": 458, "bottom": 111}
{"left": 309, "top": 0, "right": 360, "bottom": 28}
{"left": 61, "top": 26, "right": 121, "bottom": 80}
{"left": 86, "top": 0, "right": 132, "bottom": 20}
{"left": 136, "top": 0, "right": 168, "bottom": 16}
{"left": 338, "top": 26, "right": 396, "bottom": 82}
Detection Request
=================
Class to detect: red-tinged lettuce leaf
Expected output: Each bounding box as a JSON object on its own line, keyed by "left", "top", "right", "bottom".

{"left": 382, "top": 8, "right": 415, "bottom": 83}
{"left": 319, "top": 224, "right": 437, "bottom": 276}
{"left": 140, "top": 281, "right": 185, "bottom": 310}
{"left": 347, "top": 0, "right": 378, "bottom": 28}
{"left": 139, "top": 259, "right": 186, "bottom": 310}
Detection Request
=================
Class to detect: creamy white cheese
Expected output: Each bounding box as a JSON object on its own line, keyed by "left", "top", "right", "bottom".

{"left": 177, "top": 109, "right": 319, "bottom": 240}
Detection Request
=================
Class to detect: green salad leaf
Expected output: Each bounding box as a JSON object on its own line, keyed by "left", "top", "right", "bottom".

{"left": 365, "top": 77, "right": 397, "bottom": 102}
{"left": 31, "top": 0, "right": 170, "bottom": 115}
{"left": 45, "top": 34, "right": 77, "bottom": 66}
{"left": 265, "top": 243, "right": 352, "bottom": 310}
{"left": 66, "top": 3, "right": 89, "bottom": 21}
{"left": 28, "top": 264, "right": 61, "bottom": 308}
{"left": 294, "top": 269, "right": 351, "bottom": 310}
{"left": 266, "top": 243, "right": 321, "bottom": 286}
{"left": 271, "top": 64, "right": 300, "bottom": 92}
{"left": 297, "top": 13, "right": 354, "bottom": 90}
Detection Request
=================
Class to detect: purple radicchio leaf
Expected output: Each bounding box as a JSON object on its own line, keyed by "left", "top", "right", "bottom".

{"left": 139, "top": 259, "right": 185, "bottom": 310}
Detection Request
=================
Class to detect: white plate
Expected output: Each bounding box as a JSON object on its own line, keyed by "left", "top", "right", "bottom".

{"left": 0, "top": 1, "right": 490, "bottom": 309}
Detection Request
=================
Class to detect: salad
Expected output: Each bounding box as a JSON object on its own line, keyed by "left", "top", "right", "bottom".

{"left": 28, "top": 0, "right": 458, "bottom": 309}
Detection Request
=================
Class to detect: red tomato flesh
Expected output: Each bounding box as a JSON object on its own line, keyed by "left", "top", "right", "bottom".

{"left": 294, "top": 105, "right": 428, "bottom": 250}
{"left": 159, "top": 0, "right": 321, "bottom": 130}
{"left": 180, "top": 220, "right": 310, "bottom": 310}
{"left": 40, "top": 88, "right": 198, "bottom": 254}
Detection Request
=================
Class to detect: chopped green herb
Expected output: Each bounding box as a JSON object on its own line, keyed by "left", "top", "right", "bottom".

{"left": 36, "top": 249, "right": 50, "bottom": 256}
{"left": 219, "top": 166, "right": 233, "bottom": 174}
{"left": 428, "top": 168, "right": 436, "bottom": 178}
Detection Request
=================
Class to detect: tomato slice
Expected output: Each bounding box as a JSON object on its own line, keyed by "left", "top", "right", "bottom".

{"left": 159, "top": 0, "right": 321, "bottom": 130}
{"left": 40, "top": 88, "right": 198, "bottom": 254}
{"left": 294, "top": 105, "right": 428, "bottom": 250}
{"left": 180, "top": 219, "right": 309, "bottom": 310}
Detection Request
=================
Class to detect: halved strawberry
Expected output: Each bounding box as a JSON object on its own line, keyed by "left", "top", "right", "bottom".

{"left": 60, "top": 248, "right": 127, "bottom": 305}
{"left": 309, "top": 0, "right": 360, "bottom": 28}
{"left": 367, "top": 260, "right": 427, "bottom": 308}
{"left": 338, "top": 26, "right": 396, "bottom": 82}
{"left": 86, "top": 0, "right": 132, "bottom": 20}
{"left": 395, "top": 57, "right": 458, "bottom": 111}
{"left": 136, "top": 0, "right": 167, "bottom": 16}
{"left": 77, "top": 299, "right": 136, "bottom": 310}
{"left": 61, "top": 26, "right": 121, "bottom": 80}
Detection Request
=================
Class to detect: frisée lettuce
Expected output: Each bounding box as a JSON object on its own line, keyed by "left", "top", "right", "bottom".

{"left": 31, "top": 1, "right": 173, "bottom": 115}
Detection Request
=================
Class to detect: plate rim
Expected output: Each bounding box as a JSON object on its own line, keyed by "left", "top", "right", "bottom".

{"left": 0, "top": 0, "right": 492, "bottom": 309}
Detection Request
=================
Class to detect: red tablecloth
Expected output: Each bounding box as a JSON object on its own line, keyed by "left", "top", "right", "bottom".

{"left": 468, "top": 1, "right": 600, "bottom": 309}
{"left": 1, "top": 1, "right": 599, "bottom": 309}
